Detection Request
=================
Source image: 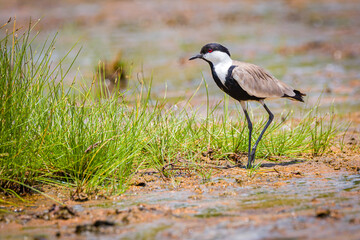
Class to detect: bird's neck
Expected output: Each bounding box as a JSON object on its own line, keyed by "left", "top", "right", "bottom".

{"left": 212, "top": 58, "right": 233, "bottom": 84}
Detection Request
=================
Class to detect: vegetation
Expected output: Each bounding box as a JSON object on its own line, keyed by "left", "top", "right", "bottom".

{"left": 0, "top": 20, "right": 344, "bottom": 197}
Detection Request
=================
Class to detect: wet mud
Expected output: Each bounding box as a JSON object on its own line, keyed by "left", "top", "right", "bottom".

{"left": 1, "top": 145, "right": 359, "bottom": 240}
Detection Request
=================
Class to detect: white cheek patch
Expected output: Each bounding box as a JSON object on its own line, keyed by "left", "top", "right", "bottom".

{"left": 206, "top": 51, "right": 230, "bottom": 63}
{"left": 203, "top": 52, "right": 210, "bottom": 60}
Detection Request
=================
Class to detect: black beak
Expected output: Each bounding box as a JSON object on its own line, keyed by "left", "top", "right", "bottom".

{"left": 189, "top": 54, "right": 203, "bottom": 61}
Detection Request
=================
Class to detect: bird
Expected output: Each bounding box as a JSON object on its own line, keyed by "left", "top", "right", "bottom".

{"left": 189, "top": 43, "right": 306, "bottom": 169}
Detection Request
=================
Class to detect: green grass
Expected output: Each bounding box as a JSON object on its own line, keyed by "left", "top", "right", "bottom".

{"left": 0, "top": 19, "right": 345, "bottom": 197}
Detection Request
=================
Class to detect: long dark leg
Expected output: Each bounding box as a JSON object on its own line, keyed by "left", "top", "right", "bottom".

{"left": 240, "top": 102, "right": 253, "bottom": 168}
{"left": 249, "top": 101, "right": 274, "bottom": 167}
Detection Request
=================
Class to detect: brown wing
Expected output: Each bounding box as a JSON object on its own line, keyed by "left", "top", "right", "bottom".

{"left": 232, "top": 61, "right": 295, "bottom": 98}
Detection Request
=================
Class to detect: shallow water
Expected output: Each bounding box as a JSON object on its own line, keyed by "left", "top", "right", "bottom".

{"left": 2, "top": 171, "right": 359, "bottom": 240}
{"left": 102, "top": 172, "right": 360, "bottom": 240}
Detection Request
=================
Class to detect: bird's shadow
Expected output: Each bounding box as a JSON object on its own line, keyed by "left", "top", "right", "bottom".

{"left": 216, "top": 158, "right": 306, "bottom": 169}
{"left": 260, "top": 159, "right": 306, "bottom": 168}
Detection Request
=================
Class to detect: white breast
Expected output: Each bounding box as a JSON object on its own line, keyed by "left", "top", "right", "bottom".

{"left": 214, "top": 61, "right": 233, "bottom": 85}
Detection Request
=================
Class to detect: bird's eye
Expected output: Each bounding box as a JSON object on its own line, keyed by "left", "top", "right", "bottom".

{"left": 208, "top": 49, "right": 213, "bottom": 53}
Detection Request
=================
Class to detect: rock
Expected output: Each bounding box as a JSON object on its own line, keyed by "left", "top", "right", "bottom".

{"left": 135, "top": 182, "right": 146, "bottom": 187}
{"left": 235, "top": 177, "right": 243, "bottom": 185}
{"left": 315, "top": 208, "right": 331, "bottom": 218}
{"left": 93, "top": 220, "right": 115, "bottom": 227}
{"left": 37, "top": 204, "right": 77, "bottom": 220}
{"left": 75, "top": 220, "right": 116, "bottom": 234}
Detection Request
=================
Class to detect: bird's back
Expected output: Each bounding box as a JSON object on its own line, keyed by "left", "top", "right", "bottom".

{"left": 231, "top": 60, "right": 305, "bottom": 101}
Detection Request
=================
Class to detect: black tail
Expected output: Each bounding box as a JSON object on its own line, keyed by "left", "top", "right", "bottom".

{"left": 283, "top": 89, "right": 306, "bottom": 102}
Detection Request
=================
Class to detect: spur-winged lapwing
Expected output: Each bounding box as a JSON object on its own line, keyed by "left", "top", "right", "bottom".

{"left": 189, "top": 43, "right": 306, "bottom": 169}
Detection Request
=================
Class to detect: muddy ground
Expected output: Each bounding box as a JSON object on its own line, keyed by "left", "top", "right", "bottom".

{"left": 1, "top": 0, "right": 360, "bottom": 239}
{"left": 1, "top": 132, "right": 359, "bottom": 240}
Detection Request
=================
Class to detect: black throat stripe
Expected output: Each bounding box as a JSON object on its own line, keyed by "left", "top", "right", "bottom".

{"left": 209, "top": 64, "right": 263, "bottom": 101}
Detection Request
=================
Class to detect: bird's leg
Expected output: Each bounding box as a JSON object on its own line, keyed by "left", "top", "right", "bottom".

{"left": 240, "top": 102, "right": 253, "bottom": 169}
{"left": 249, "top": 101, "right": 274, "bottom": 167}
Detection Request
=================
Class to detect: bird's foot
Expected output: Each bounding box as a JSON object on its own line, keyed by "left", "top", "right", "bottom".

{"left": 246, "top": 153, "right": 256, "bottom": 169}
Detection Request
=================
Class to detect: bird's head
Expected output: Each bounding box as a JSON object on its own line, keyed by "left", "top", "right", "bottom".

{"left": 189, "top": 43, "right": 231, "bottom": 65}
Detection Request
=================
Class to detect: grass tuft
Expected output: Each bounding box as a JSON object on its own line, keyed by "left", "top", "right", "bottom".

{"left": 0, "top": 19, "right": 347, "bottom": 197}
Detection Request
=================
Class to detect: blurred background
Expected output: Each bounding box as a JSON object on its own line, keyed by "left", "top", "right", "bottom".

{"left": 1, "top": 0, "right": 359, "bottom": 114}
